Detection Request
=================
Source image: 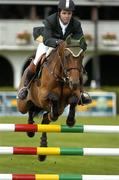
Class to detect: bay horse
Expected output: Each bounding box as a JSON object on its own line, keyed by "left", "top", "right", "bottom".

{"left": 17, "top": 40, "right": 83, "bottom": 161}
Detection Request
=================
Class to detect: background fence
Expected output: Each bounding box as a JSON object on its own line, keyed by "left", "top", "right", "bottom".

{"left": 0, "top": 91, "right": 116, "bottom": 116}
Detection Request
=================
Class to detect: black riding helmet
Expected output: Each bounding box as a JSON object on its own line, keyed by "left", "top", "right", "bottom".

{"left": 58, "top": 0, "right": 75, "bottom": 11}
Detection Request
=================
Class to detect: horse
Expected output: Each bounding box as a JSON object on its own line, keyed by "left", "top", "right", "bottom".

{"left": 17, "top": 40, "right": 84, "bottom": 161}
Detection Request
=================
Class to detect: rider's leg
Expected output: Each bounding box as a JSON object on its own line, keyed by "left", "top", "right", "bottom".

{"left": 78, "top": 53, "right": 92, "bottom": 105}
{"left": 17, "top": 62, "right": 36, "bottom": 100}
{"left": 18, "top": 43, "right": 48, "bottom": 100}
{"left": 78, "top": 74, "right": 92, "bottom": 105}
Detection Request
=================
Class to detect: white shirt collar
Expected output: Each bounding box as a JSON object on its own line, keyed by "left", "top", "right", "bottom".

{"left": 59, "top": 18, "right": 69, "bottom": 35}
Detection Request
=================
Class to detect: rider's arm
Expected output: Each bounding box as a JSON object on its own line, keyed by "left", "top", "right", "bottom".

{"left": 43, "top": 20, "right": 60, "bottom": 48}
{"left": 72, "top": 20, "right": 87, "bottom": 51}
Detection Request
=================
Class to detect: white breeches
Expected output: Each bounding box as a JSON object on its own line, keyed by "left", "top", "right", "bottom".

{"left": 33, "top": 43, "right": 54, "bottom": 65}
{"left": 33, "top": 43, "right": 48, "bottom": 65}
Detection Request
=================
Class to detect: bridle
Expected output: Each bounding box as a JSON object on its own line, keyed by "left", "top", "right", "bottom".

{"left": 50, "top": 47, "right": 82, "bottom": 84}
{"left": 63, "top": 48, "right": 82, "bottom": 74}
{"left": 43, "top": 42, "right": 83, "bottom": 85}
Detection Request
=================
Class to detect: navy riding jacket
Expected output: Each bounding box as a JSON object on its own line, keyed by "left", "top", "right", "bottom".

{"left": 33, "top": 13, "right": 87, "bottom": 50}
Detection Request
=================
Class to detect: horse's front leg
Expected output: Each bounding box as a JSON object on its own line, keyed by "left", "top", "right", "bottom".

{"left": 27, "top": 110, "right": 35, "bottom": 137}
{"left": 38, "top": 112, "right": 50, "bottom": 161}
{"left": 26, "top": 101, "right": 41, "bottom": 137}
{"left": 66, "top": 95, "right": 79, "bottom": 127}
{"left": 47, "top": 92, "right": 59, "bottom": 121}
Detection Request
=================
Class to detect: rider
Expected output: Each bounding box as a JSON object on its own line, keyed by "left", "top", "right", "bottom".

{"left": 18, "top": 0, "right": 92, "bottom": 105}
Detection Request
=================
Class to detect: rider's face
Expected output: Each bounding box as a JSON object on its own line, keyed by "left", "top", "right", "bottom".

{"left": 59, "top": 10, "right": 73, "bottom": 25}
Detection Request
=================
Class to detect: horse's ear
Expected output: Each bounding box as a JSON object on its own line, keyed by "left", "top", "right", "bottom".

{"left": 66, "top": 35, "right": 81, "bottom": 47}
{"left": 66, "top": 35, "right": 87, "bottom": 51}
{"left": 79, "top": 36, "right": 87, "bottom": 51}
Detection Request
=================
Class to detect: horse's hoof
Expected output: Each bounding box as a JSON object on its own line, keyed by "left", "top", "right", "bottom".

{"left": 38, "top": 155, "right": 47, "bottom": 161}
{"left": 27, "top": 132, "right": 35, "bottom": 137}
{"left": 66, "top": 118, "right": 76, "bottom": 127}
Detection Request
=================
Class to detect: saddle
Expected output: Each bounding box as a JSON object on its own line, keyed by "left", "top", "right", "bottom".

{"left": 35, "top": 47, "right": 54, "bottom": 80}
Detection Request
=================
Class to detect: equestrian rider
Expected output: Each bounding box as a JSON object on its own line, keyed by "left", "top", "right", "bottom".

{"left": 18, "top": 0, "right": 92, "bottom": 105}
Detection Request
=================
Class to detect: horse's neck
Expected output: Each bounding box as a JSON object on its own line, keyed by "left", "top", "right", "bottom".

{"left": 41, "top": 42, "right": 66, "bottom": 76}
{"left": 57, "top": 42, "right": 66, "bottom": 58}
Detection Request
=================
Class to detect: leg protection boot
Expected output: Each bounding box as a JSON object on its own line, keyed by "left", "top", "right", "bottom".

{"left": 18, "top": 62, "right": 36, "bottom": 100}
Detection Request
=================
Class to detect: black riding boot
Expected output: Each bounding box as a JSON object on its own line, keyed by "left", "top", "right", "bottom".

{"left": 79, "top": 92, "right": 92, "bottom": 105}
{"left": 78, "top": 75, "right": 92, "bottom": 105}
{"left": 18, "top": 63, "right": 36, "bottom": 100}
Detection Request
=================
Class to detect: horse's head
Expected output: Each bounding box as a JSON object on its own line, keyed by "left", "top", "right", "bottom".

{"left": 63, "top": 47, "right": 83, "bottom": 90}
{"left": 59, "top": 35, "right": 86, "bottom": 90}
{"left": 46, "top": 39, "right": 84, "bottom": 90}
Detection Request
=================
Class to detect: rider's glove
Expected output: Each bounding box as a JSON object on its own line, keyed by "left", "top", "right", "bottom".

{"left": 56, "top": 39, "right": 63, "bottom": 46}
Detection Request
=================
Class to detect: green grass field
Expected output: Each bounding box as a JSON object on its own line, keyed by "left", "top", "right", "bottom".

{"left": 0, "top": 115, "right": 119, "bottom": 175}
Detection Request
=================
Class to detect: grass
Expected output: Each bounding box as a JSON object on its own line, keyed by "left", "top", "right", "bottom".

{"left": 0, "top": 87, "right": 16, "bottom": 91}
{"left": 0, "top": 115, "right": 119, "bottom": 175}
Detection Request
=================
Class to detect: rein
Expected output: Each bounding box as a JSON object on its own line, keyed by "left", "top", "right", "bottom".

{"left": 42, "top": 50, "right": 65, "bottom": 82}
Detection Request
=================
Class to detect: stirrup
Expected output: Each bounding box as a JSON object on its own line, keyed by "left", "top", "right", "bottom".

{"left": 17, "top": 87, "right": 28, "bottom": 100}
{"left": 79, "top": 92, "right": 92, "bottom": 105}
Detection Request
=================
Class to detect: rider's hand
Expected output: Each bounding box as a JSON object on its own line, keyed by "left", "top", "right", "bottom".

{"left": 56, "top": 39, "right": 64, "bottom": 46}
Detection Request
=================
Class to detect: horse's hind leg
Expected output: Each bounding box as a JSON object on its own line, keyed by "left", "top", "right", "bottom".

{"left": 38, "top": 112, "right": 50, "bottom": 161}
{"left": 66, "top": 96, "right": 79, "bottom": 127}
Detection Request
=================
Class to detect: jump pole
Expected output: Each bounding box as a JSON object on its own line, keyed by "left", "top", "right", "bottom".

{"left": 1, "top": 124, "right": 119, "bottom": 133}
{"left": 0, "top": 174, "right": 119, "bottom": 180}
{"left": 1, "top": 147, "right": 119, "bottom": 156}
